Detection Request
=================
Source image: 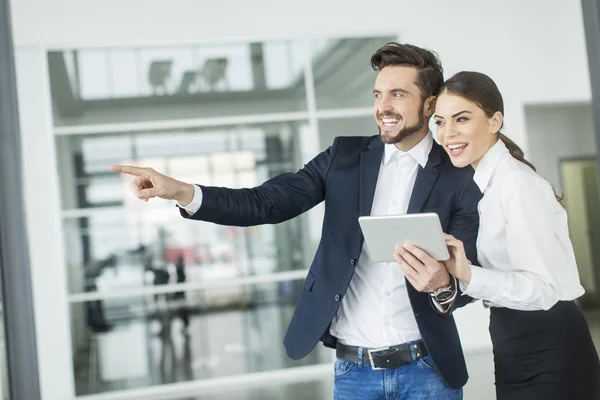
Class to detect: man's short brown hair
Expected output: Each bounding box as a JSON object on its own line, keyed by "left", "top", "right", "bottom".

{"left": 370, "top": 42, "right": 444, "bottom": 99}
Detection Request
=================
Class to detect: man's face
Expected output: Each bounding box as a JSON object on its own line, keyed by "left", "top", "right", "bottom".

{"left": 373, "top": 66, "right": 429, "bottom": 144}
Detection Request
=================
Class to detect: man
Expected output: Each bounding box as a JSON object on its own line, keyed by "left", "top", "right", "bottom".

{"left": 111, "top": 42, "right": 481, "bottom": 399}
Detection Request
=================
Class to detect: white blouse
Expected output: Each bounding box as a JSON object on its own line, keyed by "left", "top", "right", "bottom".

{"left": 461, "top": 139, "right": 585, "bottom": 310}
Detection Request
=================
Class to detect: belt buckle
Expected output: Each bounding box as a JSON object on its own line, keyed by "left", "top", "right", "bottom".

{"left": 367, "top": 346, "right": 390, "bottom": 371}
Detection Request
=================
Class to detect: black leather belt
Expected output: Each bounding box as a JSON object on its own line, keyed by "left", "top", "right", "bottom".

{"left": 336, "top": 341, "right": 428, "bottom": 370}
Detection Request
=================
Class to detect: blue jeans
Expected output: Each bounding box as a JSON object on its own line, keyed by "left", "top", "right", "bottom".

{"left": 333, "top": 344, "right": 463, "bottom": 400}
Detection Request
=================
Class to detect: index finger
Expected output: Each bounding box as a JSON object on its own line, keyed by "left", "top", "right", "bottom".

{"left": 403, "top": 243, "right": 433, "bottom": 263}
{"left": 445, "top": 237, "right": 463, "bottom": 249}
{"left": 110, "top": 165, "right": 149, "bottom": 177}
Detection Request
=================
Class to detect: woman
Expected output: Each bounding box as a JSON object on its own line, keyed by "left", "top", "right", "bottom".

{"left": 394, "top": 71, "right": 600, "bottom": 399}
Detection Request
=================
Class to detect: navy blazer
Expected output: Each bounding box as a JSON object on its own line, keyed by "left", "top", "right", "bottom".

{"left": 182, "top": 135, "right": 482, "bottom": 389}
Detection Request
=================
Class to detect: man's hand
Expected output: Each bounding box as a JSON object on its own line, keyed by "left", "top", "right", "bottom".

{"left": 110, "top": 165, "right": 195, "bottom": 205}
{"left": 393, "top": 243, "right": 451, "bottom": 293}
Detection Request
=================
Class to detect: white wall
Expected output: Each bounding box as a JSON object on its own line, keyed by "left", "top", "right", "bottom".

{"left": 524, "top": 103, "right": 598, "bottom": 296}
{"left": 9, "top": 0, "right": 594, "bottom": 398}
{"left": 525, "top": 103, "right": 597, "bottom": 192}
{"left": 10, "top": 0, "right": 593, "bottom": 152}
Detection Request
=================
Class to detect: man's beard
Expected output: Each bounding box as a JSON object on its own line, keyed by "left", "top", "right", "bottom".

{"left": 378, "top": 104, "right": 426, "bottom": 144}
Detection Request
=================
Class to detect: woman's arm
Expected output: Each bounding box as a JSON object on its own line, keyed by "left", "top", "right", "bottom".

{"left": 461, "top": 171, "right": 561, "bottom": 311}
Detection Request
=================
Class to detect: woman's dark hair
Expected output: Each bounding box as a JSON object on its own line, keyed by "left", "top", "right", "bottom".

{"left": 370, "top": 42, "right": 444, "bottom": 100}
{"left": 440, "top": 71, "right": 563, "bottom": 204}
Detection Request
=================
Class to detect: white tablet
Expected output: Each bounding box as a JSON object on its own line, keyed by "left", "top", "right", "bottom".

{"left": 358, "top": 213, "right": 450, "bottom": 262}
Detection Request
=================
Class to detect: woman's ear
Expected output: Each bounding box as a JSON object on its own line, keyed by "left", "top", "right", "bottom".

{"left": 490, "top": 111, "right": 503, "bottom": 134}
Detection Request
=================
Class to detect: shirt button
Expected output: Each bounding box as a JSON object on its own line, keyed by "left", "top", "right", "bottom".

{"left": 350, "top": 259, "right": 356, "bottom": 266}
{"left": 335, "top": 294, "right": 341, "bottom": 302}
{"left": 385, "top": 291, "right": 391, "bottom": 297}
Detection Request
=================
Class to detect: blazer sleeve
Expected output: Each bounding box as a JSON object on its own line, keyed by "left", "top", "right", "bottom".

{"left": 179, "top": 138, "right": 339, "bottom": 226}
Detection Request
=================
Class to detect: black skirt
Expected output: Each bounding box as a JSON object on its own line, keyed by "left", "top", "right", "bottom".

{"left": 490, "top": 301, "right": 600, "bottom": 400}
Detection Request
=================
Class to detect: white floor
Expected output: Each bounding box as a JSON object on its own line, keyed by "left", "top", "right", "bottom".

{"left": 77, "top": 303, "right": 598, "bottom": 400}
{"left": 189, "top": 310, "right": 600, "bottom": 400}
{"left": 187, "top": 349, "right": 496, "bottom": 400}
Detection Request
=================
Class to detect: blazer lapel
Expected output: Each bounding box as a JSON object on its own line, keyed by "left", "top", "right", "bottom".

{"left": 407, "top": 142, "right": 443, "bottom": 213}
{"left": 359, "top": 137, "right": 384, "bottom": 217}
{"left": 406, "top": 142, "right": 445, "bottom": 314}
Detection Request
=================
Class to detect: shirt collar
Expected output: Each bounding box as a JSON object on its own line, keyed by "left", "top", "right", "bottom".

{"left": 383, "top": 131, "right": 433, "bottom": 168}
{"left": 473, "top": 138, "right": 510, "bottom": 193}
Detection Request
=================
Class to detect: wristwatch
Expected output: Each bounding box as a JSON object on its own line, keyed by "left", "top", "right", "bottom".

{"left": 430, "top": 277, "right": 457, "bottom": 305}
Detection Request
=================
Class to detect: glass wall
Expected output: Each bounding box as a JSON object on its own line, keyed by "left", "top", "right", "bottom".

{"left": 312, "top": 37, "right": 391, "bottom": 110}
{"left": 49, "top": 41, "right": 309, "bottom": 127}
{"left": 58, "top": 123, "right": 308, "bottom": 296}
{"left": 47, "top": 34, "right": 395, "bottom": 396}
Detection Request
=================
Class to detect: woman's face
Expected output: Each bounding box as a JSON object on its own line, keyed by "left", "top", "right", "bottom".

{"left": 434, "top": 91, "right": 502, "bottom": 168}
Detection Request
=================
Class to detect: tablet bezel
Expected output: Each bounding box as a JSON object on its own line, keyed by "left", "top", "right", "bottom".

{"left": 358, "top": 212, "right": 450, "bottom": 263}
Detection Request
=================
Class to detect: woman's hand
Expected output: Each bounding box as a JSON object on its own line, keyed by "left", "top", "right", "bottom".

{"left": 442, "top": 234, "right": 472, "bottom": 285}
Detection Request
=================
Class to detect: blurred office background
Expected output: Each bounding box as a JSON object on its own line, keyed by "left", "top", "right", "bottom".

{"left": 1, "top": 0, "right": 600, "bottom": 399}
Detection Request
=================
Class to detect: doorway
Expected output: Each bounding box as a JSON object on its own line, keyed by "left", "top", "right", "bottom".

{"left": 561, "top": 158, "right": 600, "bottom": 307}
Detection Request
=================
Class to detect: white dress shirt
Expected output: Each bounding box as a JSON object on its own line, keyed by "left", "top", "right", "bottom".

{"left": 329, "top": 133, "right": 433, "bottom": 348}
{"left": 462, "top": 139, "right": 585, "bottom": 311}
{"left": 180, "top": 133, "right": 435, "bottom": 348}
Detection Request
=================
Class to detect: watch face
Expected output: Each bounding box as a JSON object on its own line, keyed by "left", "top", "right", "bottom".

{"left": 435, "top": 291, "right": 453, "bottom": 302}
